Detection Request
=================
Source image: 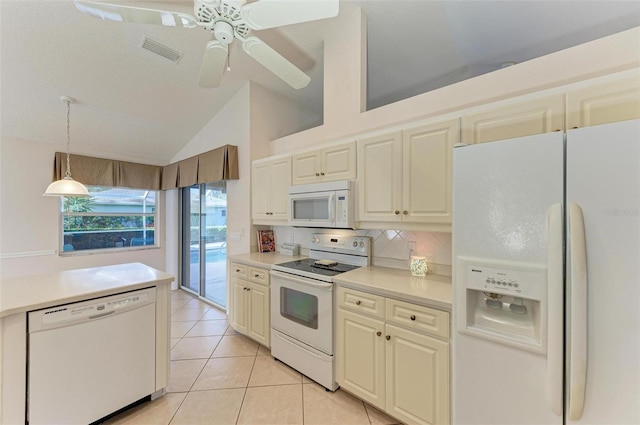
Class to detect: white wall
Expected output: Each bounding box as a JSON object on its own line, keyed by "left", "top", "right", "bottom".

{"left": 166, "top": 82, "right": 318, "bottom": 268}
{"left": 271, "top": 26, "right": 640, "bottom": 154}
{"left": 0, "top": 136, "right": 167, "bottom": 279}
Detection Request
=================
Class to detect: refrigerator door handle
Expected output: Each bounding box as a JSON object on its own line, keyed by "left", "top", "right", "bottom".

{"left": 567, "top": 202, "right": 588, "bottom": 420}
{"left": 546, "top": 203, "right": 563, "bottom": 417}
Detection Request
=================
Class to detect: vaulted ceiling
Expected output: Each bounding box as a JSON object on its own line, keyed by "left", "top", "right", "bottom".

{"left": 2, "top": 0, "right": 638, "bottom": 164}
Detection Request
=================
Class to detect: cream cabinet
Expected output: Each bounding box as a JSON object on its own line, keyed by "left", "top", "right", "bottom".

{"left": 461, "top": 94, "right": 564, "bottom": 144}
{"left": 251, "top": 156, "right": 291, "bottom": 224}
{"left": 357, "top": 119, "right": 458, "bottom": 229}
{"left": 292, "top": 141, "right": 356, "bottom": 185}
{"left": 336, "top": 286, "right": 450, "bottom": 425}
{"left": 229, "top": 262, "right": 270, "bottom": 347}
{"left": 566, "top": 77, "right": 640, "bottom": 129}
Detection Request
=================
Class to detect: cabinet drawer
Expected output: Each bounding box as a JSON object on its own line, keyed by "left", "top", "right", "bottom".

{"left": 248, "top": 267, "right": 270, "bottom": 286}
{"left": 385, "top": 298, "right": 450, "bottom": 340}
{"left": 337, "top": 286, "right": 384, "bottom": 318}
{"left": 230, "top": 263, "right": 247, "bottom": 279}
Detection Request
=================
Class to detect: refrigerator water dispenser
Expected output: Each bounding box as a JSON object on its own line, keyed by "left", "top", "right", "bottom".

{"left": 456, "top": 257, "right": 547, "bottom": 354}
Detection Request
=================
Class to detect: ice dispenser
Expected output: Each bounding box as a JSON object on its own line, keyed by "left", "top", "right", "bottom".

{"left": 456, "top": 257, "right": 547, "bottom": 354}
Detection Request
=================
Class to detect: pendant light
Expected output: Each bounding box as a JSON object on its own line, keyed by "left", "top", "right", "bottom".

{"left": 43, "top": 96, "right": 89, "bottom": 197}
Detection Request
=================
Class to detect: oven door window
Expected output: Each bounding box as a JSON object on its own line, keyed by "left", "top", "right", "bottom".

{"left": 280, "top": 287, "right": 318, "bottom": 329}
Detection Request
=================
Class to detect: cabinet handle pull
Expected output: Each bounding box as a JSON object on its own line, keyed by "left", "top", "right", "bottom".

{"left": 395, "top": 210, "right": 400, "bottom": 215}
{"left": 376, "top": 331, "right": 382, "bottom": 337}
{"left": 403, "top": 210, "right": 408, "bottom": 215}
{"left": 320, "top": 172, "right": 325, "bottom": 176}
{"left": 386, "top": 335, "right": 391, "bottom": 340}
{"left": 355, "top": 300, "right": 361, "bottom": 305}
{"left": 410, "top": 315, "right": 416, "bottom": 321}
{"left": 315, "top": 172, "right": 320, "bottom": 176}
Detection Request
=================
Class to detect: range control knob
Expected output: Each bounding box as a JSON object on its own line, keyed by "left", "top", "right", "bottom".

{"left": 359, "top": 241, "right": 365, "bottom": 248}
{"left": 352, "top": 241, "right": 358, "bottom": 247}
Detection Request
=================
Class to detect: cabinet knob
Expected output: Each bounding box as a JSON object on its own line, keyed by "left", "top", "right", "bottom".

{"left": 395, "top": 210, "right": 400, "bottom": 215}
{"left": 410, "top": 315, "right": 416, "bottom": 321}
{"left": 320, "top": 172, "right": 325, "bottom": 176}
{"left": 315, "top": 172, "right": 320, "bottom": 176}
{"left": 355, "top": 300, "right": 361, "bottom": 305}
{"left": 235, "top": 269, "right": 240, "bottom": 272}
{"left": 376, "top": 331, "right": 382, "bottom": 337}
{"left": 385, "top": 335, "right": 391, "bottom": 340}
{"left": 403, "top": 210, "right": 408, "bottom": 215}
{"left": 254, "top": 274, "right": 260, "bottom": 278}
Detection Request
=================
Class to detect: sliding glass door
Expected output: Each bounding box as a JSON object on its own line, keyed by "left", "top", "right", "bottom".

{"left": 181, "top": 182, "right": 227, "bottom": 308}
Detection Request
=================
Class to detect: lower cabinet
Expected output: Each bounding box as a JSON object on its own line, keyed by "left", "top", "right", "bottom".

{"left": 229, "top": 262, "right": 270, "bottom": 347}
{"left": 336, "top": 286, "right": 450, "bottom": 425}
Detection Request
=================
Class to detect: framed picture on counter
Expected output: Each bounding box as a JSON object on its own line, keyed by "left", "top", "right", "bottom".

{"left": 257, "top": 230, "right": 276, "bottom": 253}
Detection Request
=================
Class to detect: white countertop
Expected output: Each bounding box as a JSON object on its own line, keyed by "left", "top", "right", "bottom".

{"left": 228, "top": 252, "right": 451, "bottom": 311}
{"left": 228, "top": 252, "right": 306, "bottom": 268}
{"left": 0, "top": 262, "right": 174, "bottom": 318}
{"left": 335, "top": 266, "right": 452, "bottom": 311}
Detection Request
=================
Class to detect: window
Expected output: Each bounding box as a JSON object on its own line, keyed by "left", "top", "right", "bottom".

{"left": 61, "top": 186, "right": 158, "bottom": 253}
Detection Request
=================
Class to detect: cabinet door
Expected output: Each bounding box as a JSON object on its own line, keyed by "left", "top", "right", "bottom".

{"left": 385, "top": 324, "right": 450, "bottom": 425}
{"left": 402, "top": 120, "right": 458, "bottom": 224}
{"left": 357, "top": 131, "right": 403, "bottom": 222}
{"left": 269, "top": 157, "right": 292, "bottom": 220}
{"left": 292, "top": 151, "right": 321, "bottom": 185}
{"left": 322, "top": 141, "right": 357, "bottom": 182}
{"left": 251, "top": 162, "right": 271, "bottom": 220}
{"left": 566, "top": 77, "right": 640, "bottom": 129}
{"left": 247, "top": 282, "right": 270, "bottom": 347}
{"left": 229, "top": 278, "right": 248, "bottom": 334}
{"left": 461, "top": 95, "right": 564, "bottom": 144}
{"left": 336, "top": 309, "right": 386, "bottom": 409}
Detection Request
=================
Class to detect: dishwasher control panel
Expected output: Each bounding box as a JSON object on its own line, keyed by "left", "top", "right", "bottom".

{"left": 30, "top": 288, "right": 155, "bottom": 330}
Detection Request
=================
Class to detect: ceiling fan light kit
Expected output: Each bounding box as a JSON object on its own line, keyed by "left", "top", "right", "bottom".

{"left": 74, "top": 0, "right": 340, "bottom": 89}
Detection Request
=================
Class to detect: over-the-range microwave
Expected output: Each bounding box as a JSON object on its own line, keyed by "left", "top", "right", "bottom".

{"left": 288, "top": 180, "right": 355, "bottom": 229}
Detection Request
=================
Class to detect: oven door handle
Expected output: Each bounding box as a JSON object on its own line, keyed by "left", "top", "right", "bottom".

{"left": 271, "top": 270, "right": 333, "bottom": 289}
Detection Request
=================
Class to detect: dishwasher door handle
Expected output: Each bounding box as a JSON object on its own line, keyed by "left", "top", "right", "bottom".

{"left": 89, "top": 310, "right": 115, "bottom": 320}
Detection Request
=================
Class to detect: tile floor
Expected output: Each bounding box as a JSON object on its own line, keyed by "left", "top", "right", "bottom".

{"left": 105, "top": 289, "right": 401, "bottom": 425}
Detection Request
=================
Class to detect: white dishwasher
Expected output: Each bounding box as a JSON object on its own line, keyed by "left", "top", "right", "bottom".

{"left": 28, "top": 287, "right": 157, "bottom": 424}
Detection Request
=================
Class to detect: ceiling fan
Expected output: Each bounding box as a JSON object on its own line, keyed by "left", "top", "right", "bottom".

{"left": 74, "top": 0, "right": 339, "bottom": 89}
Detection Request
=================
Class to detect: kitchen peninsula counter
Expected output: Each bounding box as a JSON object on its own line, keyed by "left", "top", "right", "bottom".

{"left": 335, "top": 266, "right": 452, "bottom": 311}
{"left": 0, "top": 262, "right": 174, "bottom": 318}
{"left": 0, "top": 262, "right": 174, "bottom": 424}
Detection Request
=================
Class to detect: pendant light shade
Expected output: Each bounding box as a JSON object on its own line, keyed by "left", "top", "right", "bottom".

{"left": 43, "top": 96, "right": 89, "bottom": 197}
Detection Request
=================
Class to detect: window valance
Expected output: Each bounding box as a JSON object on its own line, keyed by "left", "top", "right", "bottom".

{"left": 53, "top": 153, "right": 162, "bottom": 190}
{"left": 53, "top": 144, "right": 239, "bottom": 191}
{"left": 161, "top": 144, "right": 239, "bottom": 190}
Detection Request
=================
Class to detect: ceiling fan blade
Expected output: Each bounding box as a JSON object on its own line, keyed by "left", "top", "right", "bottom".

{"left": 240, "top": 0, "right": 339, "bottom": 30}
{"left": 199, "top": 40, "right": 228, "bottom": 88}
{"left": 74, "top": 1, "right": 199, "bottom": 28}
{"left": 242, "top": 36, "right": 310, "bottom": 89}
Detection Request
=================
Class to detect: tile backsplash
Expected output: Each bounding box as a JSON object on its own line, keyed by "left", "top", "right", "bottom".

{"left": 272, "top": 226, "right": 452, "bottom": 276}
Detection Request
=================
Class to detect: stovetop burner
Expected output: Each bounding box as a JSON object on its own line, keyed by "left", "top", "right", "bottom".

{"left": 274, "top": 258, "right": 361, "bottom": 277}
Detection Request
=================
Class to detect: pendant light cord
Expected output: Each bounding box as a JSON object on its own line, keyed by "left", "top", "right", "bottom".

{"left": 64, "top": 99, "right": 72, "bottom": 178}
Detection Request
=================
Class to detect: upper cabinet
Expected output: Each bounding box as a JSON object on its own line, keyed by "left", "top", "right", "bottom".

{"left": 251, "top": 156, "right": 291, "bottom": 224}
{"left": 358, "top": 119, "right": 459, "bottom": 230}
{"left": 566, "top": 77, "right": 640, "bottom": 129}
{"left": 292, "top": 141, "right": 356, "bottom": 185}
{"left": 461, "top": 95, "right": 564, "bottom": 144}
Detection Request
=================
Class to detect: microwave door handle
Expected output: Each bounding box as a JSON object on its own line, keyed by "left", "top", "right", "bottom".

{"left": 329, "top": 193, "right": 335, "bottom": 222}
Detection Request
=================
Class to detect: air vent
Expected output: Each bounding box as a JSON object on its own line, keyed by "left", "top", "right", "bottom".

{"left": 140, "top": 36, "right": 182, "bottom": 63}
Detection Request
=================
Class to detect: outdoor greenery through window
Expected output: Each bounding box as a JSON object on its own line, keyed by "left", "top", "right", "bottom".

{"left": 61, "top": 186, "right": 157, "bottom": 253}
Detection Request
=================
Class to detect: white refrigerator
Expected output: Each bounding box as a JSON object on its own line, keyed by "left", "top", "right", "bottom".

{"left": 452, "top": 119, "right": 639, "bottom": 424}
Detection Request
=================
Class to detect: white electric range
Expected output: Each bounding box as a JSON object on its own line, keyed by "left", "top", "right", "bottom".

{"left": 270, "top": 234, "right": 371, "bottom": 390}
